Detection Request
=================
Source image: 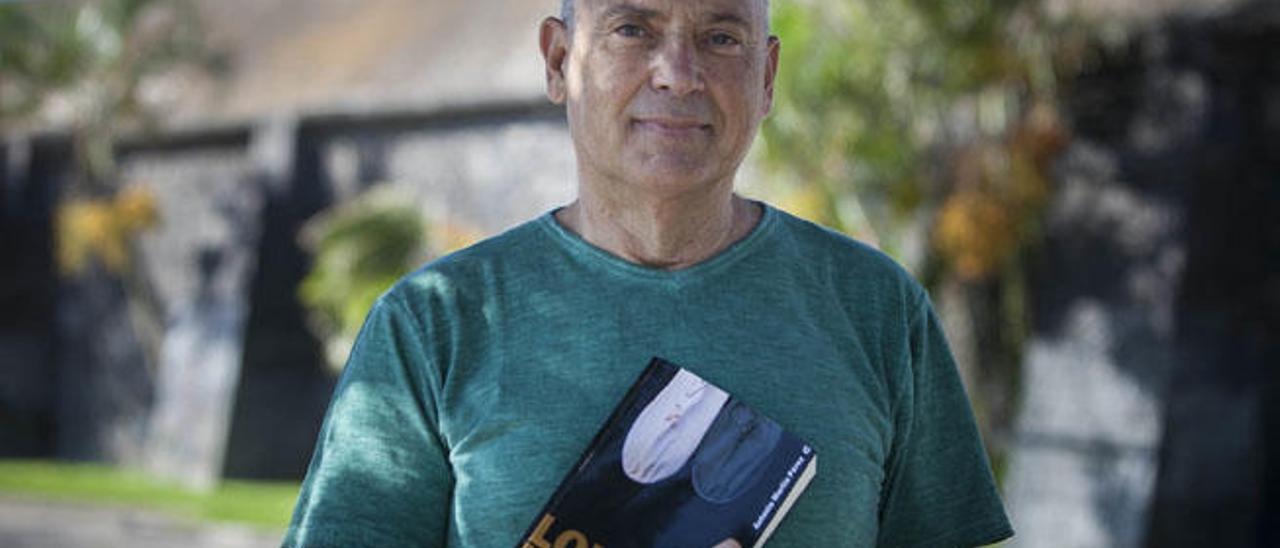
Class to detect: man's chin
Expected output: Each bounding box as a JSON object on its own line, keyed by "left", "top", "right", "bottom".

{"left": 620, "top": 160, "right": 725, "bottom": 194}
{"left": 630, "top": 146, "right": 716, "bottom": 170}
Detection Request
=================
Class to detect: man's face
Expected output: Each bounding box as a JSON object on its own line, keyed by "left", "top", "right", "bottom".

{"left": 542, "top": 0, "right": 779, "bottom": 199}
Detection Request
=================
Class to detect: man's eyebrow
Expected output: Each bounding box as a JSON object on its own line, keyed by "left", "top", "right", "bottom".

{"left": 706, "top": 12, "right": 752, "bottom": 29}
{"left": 598, "top": 4, "right": 662, "bottom": 22}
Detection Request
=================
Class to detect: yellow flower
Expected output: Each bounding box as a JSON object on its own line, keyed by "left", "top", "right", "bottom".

{"left": 934, "top": 191, "right": 1017, "bottom": 281}
{"left": 113, "top": 186, "right": 160, "bottom": 232}
{"left": 54, "top": 186, "right": 161, "bottom": 276}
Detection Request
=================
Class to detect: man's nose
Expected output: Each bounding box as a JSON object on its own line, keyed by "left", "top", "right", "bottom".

{"left": 650, "top": 36, "right": 704, "bottom": 96}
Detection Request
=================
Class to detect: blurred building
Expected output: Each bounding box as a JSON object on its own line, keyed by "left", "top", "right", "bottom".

{"left": 1, "top": 0, "right": 574, "bottom": 487}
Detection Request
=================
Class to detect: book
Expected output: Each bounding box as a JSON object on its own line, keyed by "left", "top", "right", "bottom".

{"left": 518, "top": 357, "right": 817, "bottom": 548}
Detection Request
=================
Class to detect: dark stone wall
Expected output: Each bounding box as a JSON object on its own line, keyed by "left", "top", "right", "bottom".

{"left": 1009, "top": 3, "right": 1278, "bottom": 546}
{"left": 0, "top": 137, "right": 59, "bottom": 458}
{"left": 221, "top": 123, "right": 336, "bottom": 481}
{"left": 48, "top": 141, "right": 154, "bottom": 464}
{"left": 1116, "top": 3, "right": 1280, "bottom": 546}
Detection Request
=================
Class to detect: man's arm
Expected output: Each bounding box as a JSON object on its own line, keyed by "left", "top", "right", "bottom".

{"left": 283, "top": 296, "right": 453, "bottom": 547}
{"left": 877, "top": 292, "right": 1014, "bottom": 547}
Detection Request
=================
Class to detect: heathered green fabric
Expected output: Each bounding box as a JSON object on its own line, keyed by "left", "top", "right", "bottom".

{"left": 283, "top": 203, "right": 1013, "bottom": 547}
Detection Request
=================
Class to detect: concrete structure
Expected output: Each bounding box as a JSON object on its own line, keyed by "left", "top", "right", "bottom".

{"left": 0, "top": 0, "right": 575, "bottom": 486}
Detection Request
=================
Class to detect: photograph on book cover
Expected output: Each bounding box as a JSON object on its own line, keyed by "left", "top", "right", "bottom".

{"left": 522, "top": 359, "right": 816, "bottom": 548}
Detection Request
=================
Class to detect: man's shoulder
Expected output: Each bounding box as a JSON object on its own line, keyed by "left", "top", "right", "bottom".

{"left": 768, "top": 205, "right": 925, "bottom": 300}
{"left": 383, "top": 213, "right": 552, "bottom": 305}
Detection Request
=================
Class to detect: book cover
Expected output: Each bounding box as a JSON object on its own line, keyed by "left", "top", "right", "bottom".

{"left": 518, "top": 357, "right": 817, "bottom": 548}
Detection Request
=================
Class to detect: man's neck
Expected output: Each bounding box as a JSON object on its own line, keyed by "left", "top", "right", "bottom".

{"left": 555, "top": 186, "right": 762, "bottom": 271}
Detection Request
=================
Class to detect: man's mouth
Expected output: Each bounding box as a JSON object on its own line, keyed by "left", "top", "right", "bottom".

{"left": 633, "top": 117, "right": 713, "bottom": 137}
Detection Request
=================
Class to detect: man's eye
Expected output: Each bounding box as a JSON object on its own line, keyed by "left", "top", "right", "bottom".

{"left": 709, "top": 33, "right": 740, "bottom": 47}
{"left": 615, "top": 24, "right": 647, "bottom": 38}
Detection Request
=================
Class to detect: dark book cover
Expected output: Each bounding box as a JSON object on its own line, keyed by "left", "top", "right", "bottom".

{"left": 518, "top": 358, "right": 817, "bottom": 548}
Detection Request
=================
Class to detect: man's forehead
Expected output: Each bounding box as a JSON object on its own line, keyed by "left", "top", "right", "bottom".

{"left": 579, "top": 0, "right": 767, "bottom": 26}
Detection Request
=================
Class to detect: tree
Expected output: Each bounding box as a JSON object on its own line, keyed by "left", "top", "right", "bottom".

{"left": 298, "top": 187, "right": 430, "bottom": 372}
{"left": 2, "top": 0, "right": 210, "bottom": 365}
{"left": 760, "top": 0, "right": 1100, "bottom": 473}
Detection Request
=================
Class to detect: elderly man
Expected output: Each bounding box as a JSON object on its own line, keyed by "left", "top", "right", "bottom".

{"left": 284, "top": 0, "right": 1012, "bottom": 546}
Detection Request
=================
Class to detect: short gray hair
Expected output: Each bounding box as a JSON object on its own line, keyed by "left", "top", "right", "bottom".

{"left": 559, "top": 0, "right": 770, "bottom": 33}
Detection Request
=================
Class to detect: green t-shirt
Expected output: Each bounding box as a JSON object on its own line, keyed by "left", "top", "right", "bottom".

{"left": 284, "top": 203, "right": 1013, "bottom": 547}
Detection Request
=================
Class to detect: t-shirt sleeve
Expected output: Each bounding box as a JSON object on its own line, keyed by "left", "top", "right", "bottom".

{"left": 282, "top": 295, "right": 452, "bottom": 548}
{"left": 876, "top": 292, "right": 1014, "bottom": 547}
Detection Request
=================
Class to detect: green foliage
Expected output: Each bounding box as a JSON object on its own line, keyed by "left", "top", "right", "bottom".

{"left": 765, "top": 0, "right": 934, "bottom": 246}
{"left": 0, "top": 0, "right": 208, "bottom": 179}
{"left": 298, "top": 187, "right": 428, "bottom": 372}
{"left": 0, "top": 460, "right": 298, "bottom": 529}
{"left": 0, "top": 0, "right": 206, "bottom": 114}
{"left": 762, "top": 0, "right": 1087, "bottom": 264}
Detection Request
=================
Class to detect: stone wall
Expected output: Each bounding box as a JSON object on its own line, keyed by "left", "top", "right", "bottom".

{"left": 1142, "top": 4, "right": 1279, "bottom": 545}
{"left": 117, "top": 131, "right": 262, "bottom": 488}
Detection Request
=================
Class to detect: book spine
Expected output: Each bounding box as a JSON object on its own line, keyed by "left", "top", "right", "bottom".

{"left": 752, "top": 446, "right": 817, "bottom": 548}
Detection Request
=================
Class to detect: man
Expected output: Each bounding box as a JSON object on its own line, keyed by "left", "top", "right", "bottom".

{"left": 284, "top": 0, "right": 1013, "bottom": 546}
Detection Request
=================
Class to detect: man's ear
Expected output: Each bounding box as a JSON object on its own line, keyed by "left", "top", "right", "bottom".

{"left": 540, "top": 17, "right": 570, "bottom": 105}
{"left": 762, "top": 35, "right": 780, "bottom": 115}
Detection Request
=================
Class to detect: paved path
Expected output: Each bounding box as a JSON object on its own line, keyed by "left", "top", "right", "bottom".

{"left": 0, "top": 496, "right": 283, "bottom": 548}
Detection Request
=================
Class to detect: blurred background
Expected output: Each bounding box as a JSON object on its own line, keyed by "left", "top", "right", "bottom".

{"left": 0, "top": 0, "right": 1275, "bottom": 546}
